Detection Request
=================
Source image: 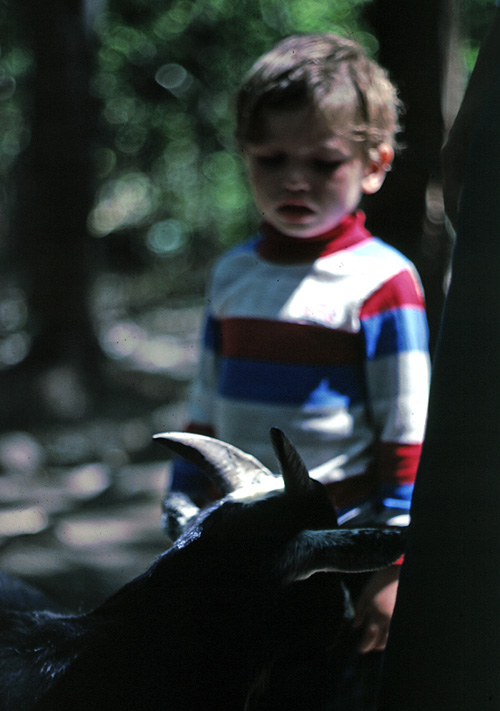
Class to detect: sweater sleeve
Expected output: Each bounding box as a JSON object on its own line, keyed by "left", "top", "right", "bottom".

{"left": 168, "top": 311, "right": 222, "bottom": 505}
{"left": 359, "top": 268, "right": 431, "bottom": 525}
{"left": 185, "top": 311, "right": 221, "bottom": 430}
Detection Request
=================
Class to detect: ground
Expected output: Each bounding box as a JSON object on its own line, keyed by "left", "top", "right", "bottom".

{"left": 0, "top": 293, "right": 203, "bottom": 612}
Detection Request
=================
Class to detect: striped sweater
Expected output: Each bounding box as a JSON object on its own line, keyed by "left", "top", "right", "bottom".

{"left": 172, "top": 211, "right": 430, "bottom": 525}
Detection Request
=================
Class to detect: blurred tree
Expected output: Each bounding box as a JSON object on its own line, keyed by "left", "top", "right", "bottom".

{"left": 0, "top": 0, "right": 105, "bottom": 424}
{"left": 361, "top": 0, "right": 496, "bottom": 352}
{"left": 360, "top": 0, "right": 457, "bottom": 353}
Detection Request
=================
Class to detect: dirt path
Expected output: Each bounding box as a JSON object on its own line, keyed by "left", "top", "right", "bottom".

{"left": 0, "top": 417, "right": 177, "bottom": 612}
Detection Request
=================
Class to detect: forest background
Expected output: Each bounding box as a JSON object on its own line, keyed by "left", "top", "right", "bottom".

{"left": 0, "top": 0, "right": 494, "bottom": 608}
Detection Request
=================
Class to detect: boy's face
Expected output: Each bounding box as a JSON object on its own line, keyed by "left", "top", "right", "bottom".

{"left": 244, "top": 105, "right": 392, "bottom": 238}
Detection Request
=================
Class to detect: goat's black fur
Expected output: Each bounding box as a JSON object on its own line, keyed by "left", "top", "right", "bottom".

{"left": 0, "top": 430, "right": 405, "bottom": 710}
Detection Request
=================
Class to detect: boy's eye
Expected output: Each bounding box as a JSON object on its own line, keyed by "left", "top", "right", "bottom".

{"left": 312, "top": 159, "right": 344, "bottom": 173}
{"left": 255, "top": 154, "right": 286, "bottom": 167}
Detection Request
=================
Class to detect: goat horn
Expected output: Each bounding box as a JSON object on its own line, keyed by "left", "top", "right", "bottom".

{"left": 281, "top": 527, "right": 408, "bottom": 582}
{"left": 154, "top": 432, "right": 275, "bottom": 495}
{"left": 270, "top": 428, "right": 314, "bottom": 497}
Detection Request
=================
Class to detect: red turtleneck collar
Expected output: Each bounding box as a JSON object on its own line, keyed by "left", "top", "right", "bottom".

{"left": 257, "top": 210, "right": 371, "bottom": 264}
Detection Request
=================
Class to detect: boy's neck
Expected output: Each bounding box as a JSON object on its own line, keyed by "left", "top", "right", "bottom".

{"left": 258, "top": 211, "right": 370, "bottom": 264}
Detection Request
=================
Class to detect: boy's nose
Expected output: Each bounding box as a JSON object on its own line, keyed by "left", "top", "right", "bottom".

{"left": 284, "top": 165, "right": 309, "bottom": 191}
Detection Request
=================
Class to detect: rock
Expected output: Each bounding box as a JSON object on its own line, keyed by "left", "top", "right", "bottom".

{"left": 0, "top": 431, "right": 45, "bottom": 474}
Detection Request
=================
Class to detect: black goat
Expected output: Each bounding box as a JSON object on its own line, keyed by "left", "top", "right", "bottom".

{"left": 0, "top": 428, "right": 405, "bottom": 710}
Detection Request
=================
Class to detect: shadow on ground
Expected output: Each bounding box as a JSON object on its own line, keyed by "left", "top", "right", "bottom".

{"left": 0, "top": 295, "right": 204, "bottom": 612}
{"left": 0, "top": 421, "right": 177, "bottom": 612}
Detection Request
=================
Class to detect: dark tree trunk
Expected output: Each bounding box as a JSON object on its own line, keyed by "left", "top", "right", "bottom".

{"left": 16, "top": 0, "right": 98, "bottom": 368}
{"left": 379, "top": 51, "right": 500, "bottom": 711}
{"left": 1, "top": 0, "right": 103, "bottom": 424}
{"left": 361, "top": 0, "right": 458, "bottom": 354}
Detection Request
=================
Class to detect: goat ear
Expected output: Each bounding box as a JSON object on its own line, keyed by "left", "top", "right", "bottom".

{"left": 281, "top": 528, "right": 407, "bottom": 583}
{"left": 154, "top": 432, "right": 274, "bottom": 495}
{"left": 270, "top": 428, "right": 315, "bottom": 497}
{"left": 162, "top": 491, "right": 200, "bottom": 542}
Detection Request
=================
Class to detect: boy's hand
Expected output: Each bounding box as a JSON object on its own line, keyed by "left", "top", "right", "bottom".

{"left": 352, "top": 565, "right": 400, "bottom": 653}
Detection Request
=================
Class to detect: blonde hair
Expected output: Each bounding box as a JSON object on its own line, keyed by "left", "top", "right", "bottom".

{"left": 236, "top": 33, "right": 402, "bottom": 154}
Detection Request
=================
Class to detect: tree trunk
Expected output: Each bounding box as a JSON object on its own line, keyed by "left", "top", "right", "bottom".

{"left": 1, "top": 0, "right": 102, "bottom": 424}
{"left": 17, "top": 0, "right": 99, "bottom": 367}
{"left": 361, "top": 0, "right": 458, "bottom": 353}
{"left": 379, "top": 63, "right": 500, "bottom": 710}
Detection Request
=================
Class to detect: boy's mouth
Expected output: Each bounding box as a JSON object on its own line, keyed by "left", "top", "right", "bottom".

{"left": 277, "top": 202, "right": 315, "bottom": 222}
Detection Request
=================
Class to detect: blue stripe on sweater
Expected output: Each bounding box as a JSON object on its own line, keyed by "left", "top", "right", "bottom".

{"left": 379, "top": 483, "right": 414, "bottom": 505}
{"left": 218, "top": 358, "right": 366, "bottom": 407}
{"left": 362, "top": 307, "right": 428, "bottom": 360}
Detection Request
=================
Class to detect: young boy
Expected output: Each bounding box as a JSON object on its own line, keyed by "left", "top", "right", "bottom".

{"left": 165, "top": 32, "right": 430, "bottom": 700}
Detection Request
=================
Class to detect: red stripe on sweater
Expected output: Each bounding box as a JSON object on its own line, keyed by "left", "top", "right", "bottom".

{"left": 258, "top": 210, "right": 371, "bottom": 263}
{"left": 220, "top": 318, "right": 363, "bottom": 366}
{"left": 360, "top": 270, "right": 426, "bottom": 319}
{"left": 376, "top": 441, "right": 422, "bottom": 485}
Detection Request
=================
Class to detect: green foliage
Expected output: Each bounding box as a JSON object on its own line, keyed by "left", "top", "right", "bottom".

{"left": 0, "top": 20, "right": 32, "bottom": 181}
{"left": 463, "top": 0, "right": 497, "bottom": 71}
{"left": 0, "top": 0, "right": 495, "bottom": 275}
{"left": 89, "top": 0, "right": 372, "bottom": 265}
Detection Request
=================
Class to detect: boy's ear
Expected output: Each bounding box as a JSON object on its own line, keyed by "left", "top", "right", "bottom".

{"left": 361, "top": 143, "right": 394, "bottom": 195}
